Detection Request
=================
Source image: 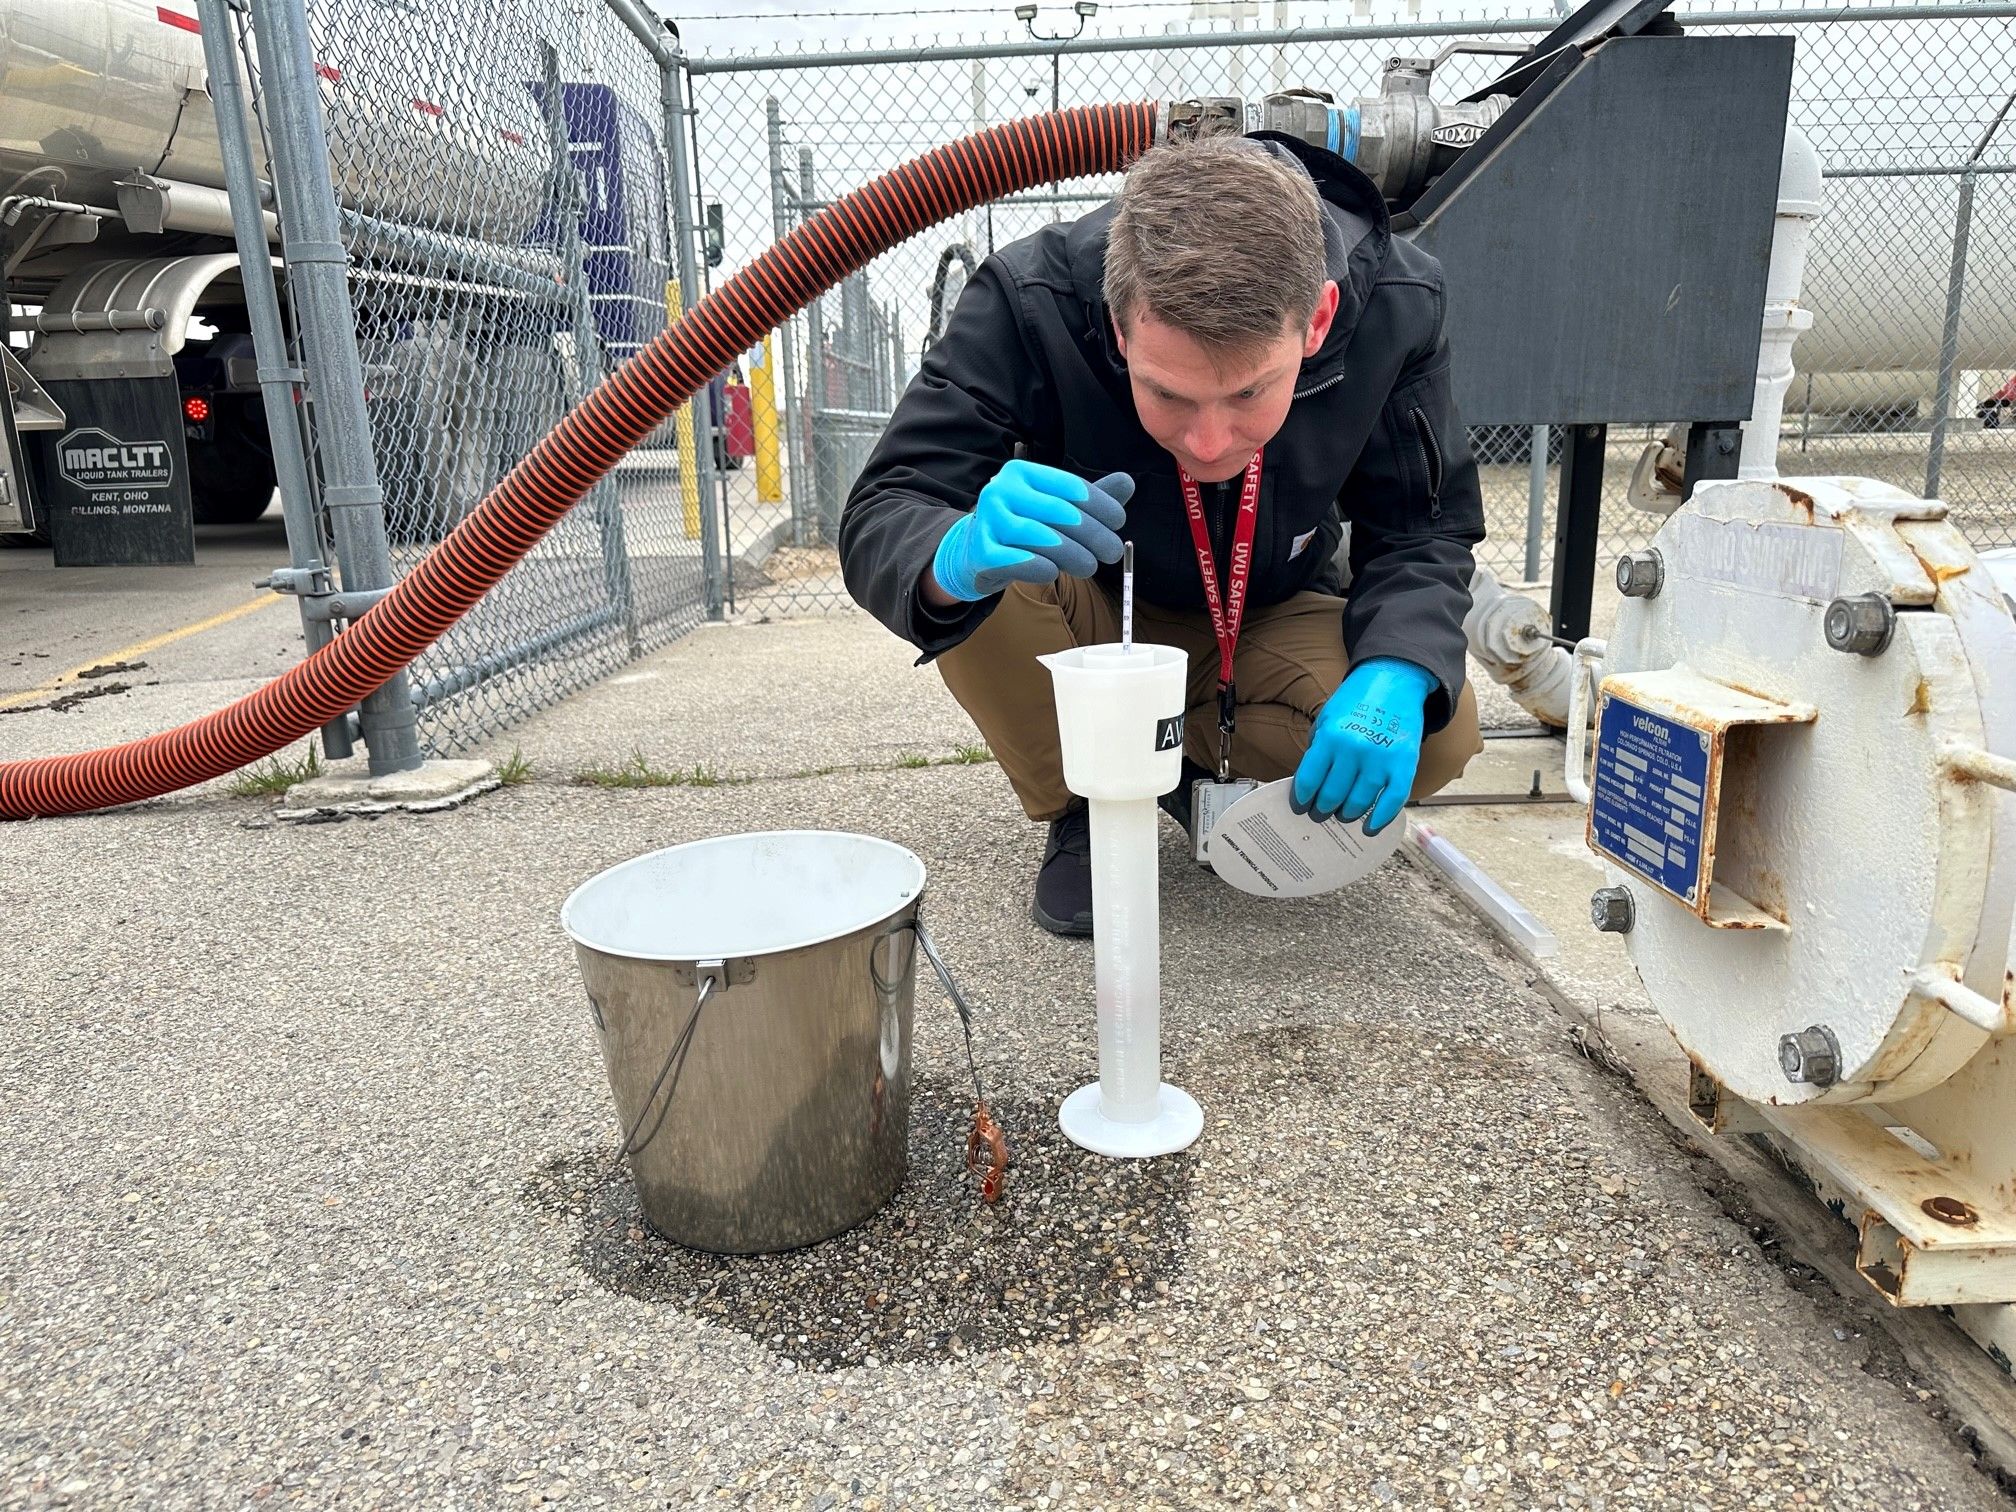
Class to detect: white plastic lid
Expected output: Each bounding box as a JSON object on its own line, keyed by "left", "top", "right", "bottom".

{"left": 561, "top": 829, "right": 926, "bottom": 960}
{"left": 1206, "top": 778, "right": 1406, "bottom": 898}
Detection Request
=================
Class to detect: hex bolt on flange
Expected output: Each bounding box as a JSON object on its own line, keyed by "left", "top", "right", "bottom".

{"left": 1590, "top": 885, "right": 1635, "bottom": 934}
{"left": 1615, "top": 549, "right": 1664, "bottom": 599}
{"left": 1778, "top": 1023, "right": 1842, "bottom": 1087}
{"left": 1824, "top": 592, "right": 1896, "bottom": 656}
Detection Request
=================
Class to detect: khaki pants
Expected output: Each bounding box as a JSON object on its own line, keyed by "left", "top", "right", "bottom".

{"left": 938, "top": 578, "right": 1484, "bottom": 821}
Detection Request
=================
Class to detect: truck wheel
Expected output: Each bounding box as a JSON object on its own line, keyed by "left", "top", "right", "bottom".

{"left": 190, "top": 397, "right": 280, "bottom": 525}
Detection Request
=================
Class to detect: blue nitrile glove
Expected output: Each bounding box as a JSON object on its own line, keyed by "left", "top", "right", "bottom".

{"left": 929, "top": 461, "right": 1133, "bottom": 603}
{"left": 1292, "top": 657, "right": 1441, "bottom": 835}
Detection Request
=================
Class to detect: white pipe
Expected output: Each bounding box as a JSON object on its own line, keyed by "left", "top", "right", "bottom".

{"left": 1565, "top": 638, "right": 1608, "bottom": 805}
{"left": 1741, "top": 124, "right": 1824, "bottom": 481}
{"left": 1909, "top": 965, "right": 2011, "bottom": 1036}
{"left": 1345, "top": 535, "right": 1575, "bottom": 729}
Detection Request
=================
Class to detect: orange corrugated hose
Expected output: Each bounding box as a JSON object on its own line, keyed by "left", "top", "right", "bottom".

{"left": 0, "top": 105, "right": 1158, "bottom": 819}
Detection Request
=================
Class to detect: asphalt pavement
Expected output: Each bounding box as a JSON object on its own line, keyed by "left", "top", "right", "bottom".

{"left": 1, "top": 602, "right": 2005, "bottom": 1509}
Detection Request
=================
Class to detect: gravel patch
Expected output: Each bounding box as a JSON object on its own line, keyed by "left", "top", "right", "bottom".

{"left": 526, "top": 1081, "right": 1194, "bottom": 1372}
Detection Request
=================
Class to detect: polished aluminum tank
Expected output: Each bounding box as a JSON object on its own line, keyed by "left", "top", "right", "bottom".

{"left": 0, "top": 0, "right": 550, "bottom": 243}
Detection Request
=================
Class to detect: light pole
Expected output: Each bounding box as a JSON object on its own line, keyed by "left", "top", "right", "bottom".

{"left": 1015, "top": 2, "right": 1096, "bottom": 218}
{"left": 1015, "top": 1, "right": 1096, "bottom": 115}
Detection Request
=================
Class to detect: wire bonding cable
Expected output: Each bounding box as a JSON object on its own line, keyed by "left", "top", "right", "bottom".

{"left": 0, "top": 103, "right": 1158, "bottom": 820}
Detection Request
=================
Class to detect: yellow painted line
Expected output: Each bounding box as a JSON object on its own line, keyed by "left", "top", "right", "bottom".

{"left": 0, "top": 591, "right": 286, "bottom": 710}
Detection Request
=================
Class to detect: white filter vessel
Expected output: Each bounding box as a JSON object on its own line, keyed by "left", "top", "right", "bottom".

{"left": 1040, "top": 642, "right": 1204, "bottom": 1158}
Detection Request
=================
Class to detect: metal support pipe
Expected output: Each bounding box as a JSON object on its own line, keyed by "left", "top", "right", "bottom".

{"left": 247, "top": 0, "right": 421, "bottom": 773}
{"left": 801, "top": 147, "right": 824, "bottom": 417}
{"left": 658, "top": 42, "right": 725, "bottom": 618}
{"left": 686, "top": 4, "right": 2016, "bottom": 73}
{"left": 1825, "top": 161, "right": 2016, "bottom": 180}
{"left": 889, "top": 301, "right": 904, "bottom": 405}
{"left": 194, "top": 0, "right": 353, "bottom": 760}
{"left": 1926, "top": 87, "right": 2012, "bottom": 499}
{"left": 1524, "top": 423, "right": 1548, "bottom": 583}
{"left": 337, "top": 210, "right": 566, "bottom": 295}
{"left": 1927, "top": 171, "right": 1974, "bottom": 500}
{"left": 800, "top": 145, "right": 831, "bottom": 544}
{"left": 541, "top": 42, "right": 639, "bottom": 653}
{"left": 411, "top": 607, "right": 624, "bottom": 711}
{"left": 602, "top": 0, "right": 678, "bottom": 65}
{"left": 767, "top": 98, "right": 811, "bottom": 543}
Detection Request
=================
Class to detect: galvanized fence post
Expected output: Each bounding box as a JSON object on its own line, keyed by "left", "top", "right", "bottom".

{"left": 1926, "top": 170, "right": 1975, "bottom": 502}
{"left": 799, "top": 147, "right": 830, "bottom": 539}
{"left": 195, "top": 0, "right": 354, "bottom": 761}
{"left": 1926, "top": 87, "right": 2016, "bottom": 500}
{"left": 800, "top": 146, "right": 824, "bottom": 401}
{"left": 1524, "top": 424, "right": 1549, "bottom": 583}
{"left": 540, "top": 40, "right": 640, "bottom": 654}
{"left": 767, "top": 98, "right": 813, "bottom": 544}
{"left": 245, "top": 0, "right": 422, "bottom": 774}
{"left": 603, "top": 0, "right": 726, "bottom": 617}
{"left": 662, "top": 50, "right": 727, "bottom": 619}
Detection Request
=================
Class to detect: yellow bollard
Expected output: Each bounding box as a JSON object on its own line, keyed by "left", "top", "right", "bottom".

{"left": 750, "top": 336, "right": 784, "bottom": 504}
{"left": 667, "top": 278, "right": 702, "bottom": 539}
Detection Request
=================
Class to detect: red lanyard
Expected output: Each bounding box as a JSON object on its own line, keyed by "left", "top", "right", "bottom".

{"left": 1179, "top": 450, "right": 1263, "bottom": 775}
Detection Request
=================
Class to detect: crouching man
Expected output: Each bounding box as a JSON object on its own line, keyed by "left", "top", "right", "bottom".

{"left": 840, "top": 131, "right": 1484, "bottom": 936}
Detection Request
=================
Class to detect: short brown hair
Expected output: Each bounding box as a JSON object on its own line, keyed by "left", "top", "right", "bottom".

{"left": 1103, "top": 133, "right": 1327, "bottom": 356}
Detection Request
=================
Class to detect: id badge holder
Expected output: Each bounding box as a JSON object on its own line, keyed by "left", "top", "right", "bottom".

{"left": 1189, "top": 689, "right": 1257, "bottom": 864}
{"left": 1190, "top": 775, "right": 1261, "bottom": 864}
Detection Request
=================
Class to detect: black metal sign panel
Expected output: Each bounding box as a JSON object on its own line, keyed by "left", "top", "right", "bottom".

{"left": 31, "top": 377, "right": 195, "bottom": 566}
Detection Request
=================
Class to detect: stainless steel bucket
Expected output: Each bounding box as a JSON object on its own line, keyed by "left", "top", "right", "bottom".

{"left": 561, "top": 830, "right": 930, "bottom": 1254}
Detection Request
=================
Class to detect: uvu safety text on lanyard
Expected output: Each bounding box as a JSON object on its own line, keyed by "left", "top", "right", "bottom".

{"left": 1179, "top": 449, "right": 1263, "bottom": 775}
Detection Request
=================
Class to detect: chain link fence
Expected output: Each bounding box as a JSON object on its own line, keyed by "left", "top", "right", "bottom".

{"left": 228, "top": 0, "right": 721, "bottom": 754}
{"left": 687, "top": 2, "right": 2016, "bottom": 619}
{"left": 221, "top": 2, "right": 2016, "bottom": 754}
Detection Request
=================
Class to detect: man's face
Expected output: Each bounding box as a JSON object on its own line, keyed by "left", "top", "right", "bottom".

{"left": 1115, "top": 282, "right": 1340, "bottom": 483}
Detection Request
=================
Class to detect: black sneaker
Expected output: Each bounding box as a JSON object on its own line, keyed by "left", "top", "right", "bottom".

{"left": 1032, "top": 803, "right": 1094, "bottom": 937}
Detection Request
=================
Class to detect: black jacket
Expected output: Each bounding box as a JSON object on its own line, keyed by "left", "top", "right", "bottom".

{"left": 837, "top": 135, "right": 1484, "bottom": 732}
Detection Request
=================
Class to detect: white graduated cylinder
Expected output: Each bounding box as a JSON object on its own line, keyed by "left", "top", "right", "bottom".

{"left": 1039, "top": 642, "right": 1204, "bottom": 1158}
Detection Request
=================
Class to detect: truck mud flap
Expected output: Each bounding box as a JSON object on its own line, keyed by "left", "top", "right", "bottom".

{"left": 28, "top": 376, "right": 196, "bottom": 566}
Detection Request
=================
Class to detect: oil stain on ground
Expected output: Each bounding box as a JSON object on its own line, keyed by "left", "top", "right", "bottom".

{"left": 525, "top": 1083, "right": 1195, "bottom": 1371}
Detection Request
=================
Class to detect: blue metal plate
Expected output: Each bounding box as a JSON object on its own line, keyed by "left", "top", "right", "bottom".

{"left": 1590, "top": 695, "right": 1713, "bottom": 905}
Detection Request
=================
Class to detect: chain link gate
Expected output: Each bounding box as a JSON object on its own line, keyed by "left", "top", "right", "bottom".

{"left": 687, "top": 2, "right": 2016, "bottom": 619}
{"left": 222, "top": 0, "right": 721, "bottom": 757}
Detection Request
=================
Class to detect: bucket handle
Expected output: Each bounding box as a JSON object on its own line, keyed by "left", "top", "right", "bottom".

{"left": 876, "top": 911, "right": 983, "bottom": 1104}
{"left": 878, "top": 911, "right": 1009, "bottom": 1201}
{"left": 617, "top": 964, "right": 722, "bottom": 1160}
